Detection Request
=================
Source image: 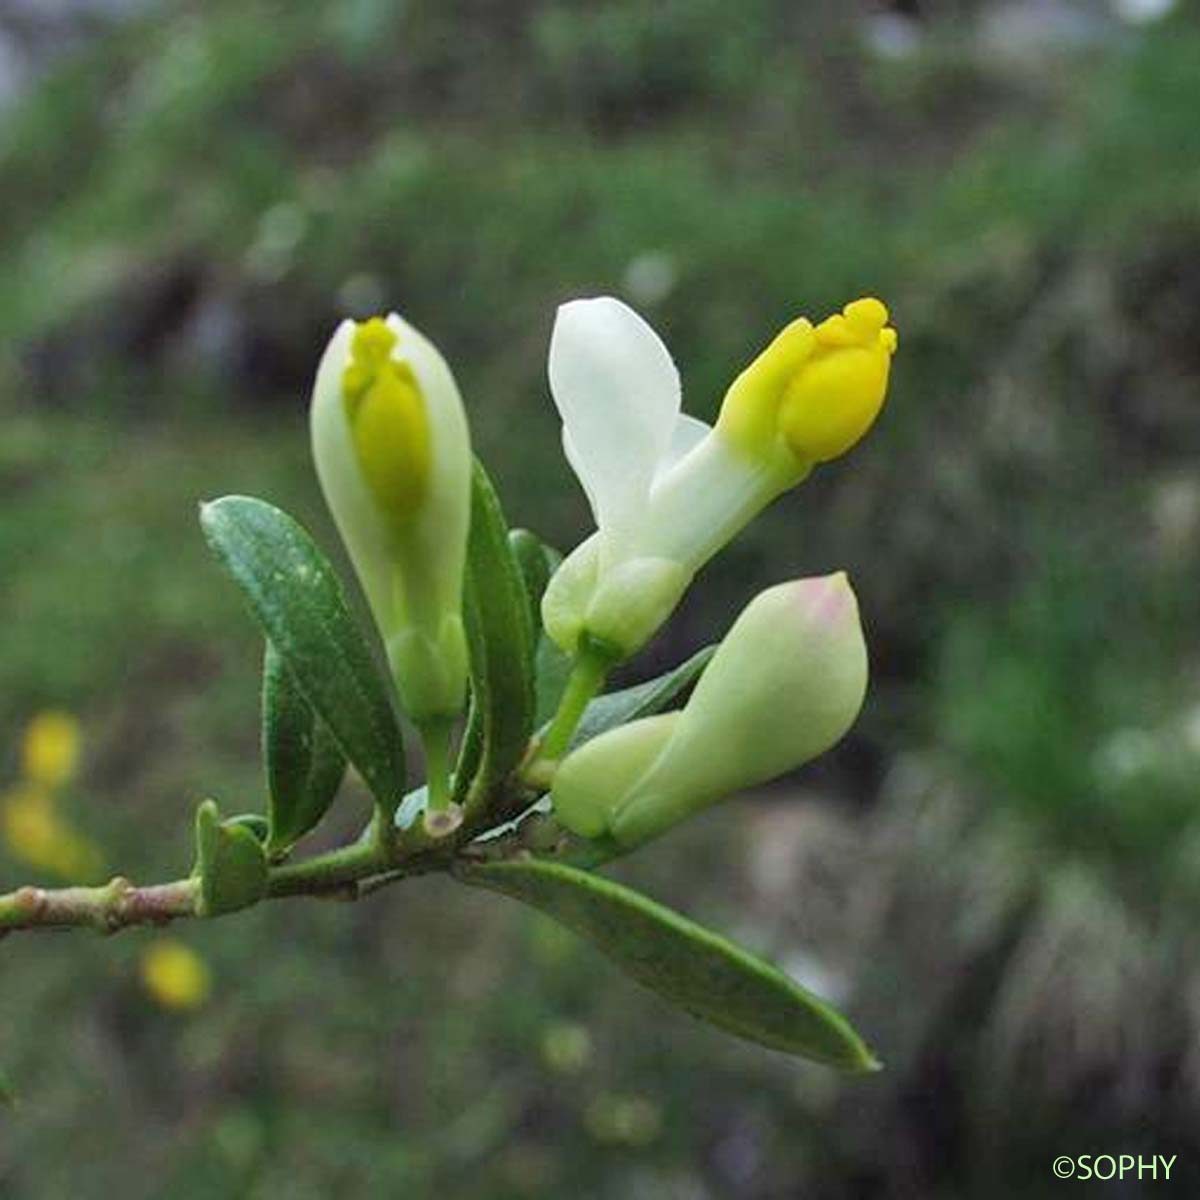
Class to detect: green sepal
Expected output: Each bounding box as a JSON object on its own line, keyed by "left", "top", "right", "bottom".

{"left": 193, "top": 799, "right": 269, "bottom": 918}
{"left": 461, "top": 462, "right": 535, "bottom": 802}
{"left": 563, "top": 644, "right": 715, "bottom": 751}
{"left": 200, "top": 495, "right": 405, "bottom": 816}
{"left": 459, "top": 858, "right": 879, "bottom": 1070}
{"left": 262, "top": 640, "right": 347, "bottom": 854}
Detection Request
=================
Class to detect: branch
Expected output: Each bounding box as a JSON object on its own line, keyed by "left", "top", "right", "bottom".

{"left": 0, "top": 773, "right": 596, "bottom": 941}
{"left": 0, "top": 833, "right": 452, "bottom": 940}
{"left": 0, "top": 876, "right": 198, "bottom": 937}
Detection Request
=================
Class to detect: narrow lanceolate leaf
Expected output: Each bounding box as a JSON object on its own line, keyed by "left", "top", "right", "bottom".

{"left": 193, "top": 799, "right": 268, "bottom": 918}
{"left": 460, "top": 859, "right": 878, "bottom": 1070}
{"left": 454, "top": 522, "right": 550, "bottom": 804}
{"left": 566, "top": 644, "right": 716, "bottom": 750}
{"left": 200, "top": 496, "right": 405, "bottom": 814}
{"left": 449, "top": 697, "right": 483, "bottom": 807}
{"left": 506, "top": 529, "right": 571, "bottom": 727}
{"left": 462, "top": 462, "right": 535, "bottom": 801}
{"left": 508, "top": 528, "right": 559, "bottom": 636}
{"left": 263, "top": 640, "right": 347, "bottom": 854}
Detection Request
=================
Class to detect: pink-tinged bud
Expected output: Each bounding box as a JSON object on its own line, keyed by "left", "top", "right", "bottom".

{"left": 551, "top": 575, "right": 868, "bottom": 847}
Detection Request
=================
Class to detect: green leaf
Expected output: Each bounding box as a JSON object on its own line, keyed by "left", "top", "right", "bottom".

{"left": 453, "top": 529, "right": 558, "bottom": 805}
{"left": 450, "top": 698, "right": 483, "bottom": 806}
{"left": 462, "top": 462, "right": 535, "bottom": 801}
{"left": 566, "top": 645, "right": 715, "bottom": 750}
{"left": 193, "top": 799, "right": 268, "bottom": 917}
{"left": 506, "top": 528, "right": 572, "bottom": 728}
{"left": 460, "top": 858, "right": 878, "bottom": 1069}
{"left": 0, "top": 1067, "right": 16, "bottom": 1110}
{"left": 508, "top": 528, "right": 558, "bottom": 634}
{"left": 262, "top": 640, "right": 347, "bottom": 853}
{"left": 200, "top": 495, "right": 405, "bottom": 814}
{"left": 534, "top": 636, "right": 574, "bottom": 728}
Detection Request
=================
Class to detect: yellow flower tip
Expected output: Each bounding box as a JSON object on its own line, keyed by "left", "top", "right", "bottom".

{"left": 780, "top": 295, "right": 897, "bottom": 464}
{"left": 140, "top": 939, "right": 212, "bottom": 1012}
{"left": 761, "top": 316, "right": 817, "bottom": 374}
{"left": 814, "top": 296, "right": 892, "bottom": 348}
{"left": 341, "top": 316, "right": 431, "bottom": 524}
{"left": 348, "top": 315, "right": 397, "bottom": 366}
{"left": 22, "top": 711, "right": 81, "bottom": 790}
{"left": 715, "top": 318, "right": 816, "bottom": 459}
{"left": 716, "top": 297, "right": 897, "bottom": 470}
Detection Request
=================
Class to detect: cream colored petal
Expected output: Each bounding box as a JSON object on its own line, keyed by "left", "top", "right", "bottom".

{"left": 548, "top": 296, "right": 680, "bottom": 540}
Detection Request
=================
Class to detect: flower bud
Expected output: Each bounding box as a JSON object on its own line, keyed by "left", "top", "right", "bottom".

{"left": 552, "top": 574, "right": 868, "bottom": 846}
{"left": 311, "top": 314, "right": 471, "bottom": 722}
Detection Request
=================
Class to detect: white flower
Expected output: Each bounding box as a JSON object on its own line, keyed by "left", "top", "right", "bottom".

{"left": 542, "top": 295, "right": 896, "bottom": 659}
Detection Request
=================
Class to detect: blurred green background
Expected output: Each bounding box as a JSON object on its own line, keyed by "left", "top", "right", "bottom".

{"left": 2, "top": 0, "right": 1199, "bottom": 1195}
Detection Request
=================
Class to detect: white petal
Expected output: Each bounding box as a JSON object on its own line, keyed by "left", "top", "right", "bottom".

{"left": 639, "top": 428, "right": 782, "bottom": 573}
{"left": 655, "top": 413, "right": 711, "bottom": 485}
{"left": 310, "top": 319, "right": 394, "bottom": 624}
{"left": 548, "top": 296, "right": 680, "bottom": 537}
{"left": 385, "top": 311, "right": 472, "bottom": 618}
{"left": 562, "top": 427, "right": 599, "bottom": 523}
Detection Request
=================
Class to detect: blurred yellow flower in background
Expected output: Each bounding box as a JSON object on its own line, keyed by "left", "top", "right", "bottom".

{"left": 1, "top": 785, "right": 104, "bottom": 880}
{"left": 140, "top": 939, "right": 212, "bottom": 1011}
{"left": 21, "top": 710, "right": 81, "bottom": 790}
{"left": 6, "top": 714, "right": 210, "bottom": 1008}
{"left": 2, "top": 711, "right": 103, "bottom": 881}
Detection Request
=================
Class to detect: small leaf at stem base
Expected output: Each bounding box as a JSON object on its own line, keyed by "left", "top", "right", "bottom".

{"left": 194, "top": 799, "right": 268, "bottom": 918}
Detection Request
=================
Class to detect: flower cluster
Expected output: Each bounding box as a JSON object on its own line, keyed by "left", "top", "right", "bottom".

{"left": 311, "top": 293, "right": 896, "bottom": 846}
{"left": 0, "top": 289, "right": 896, "bottom": 1071}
